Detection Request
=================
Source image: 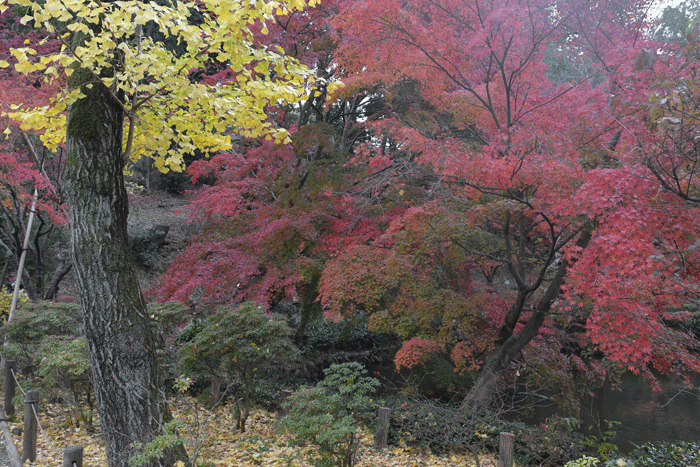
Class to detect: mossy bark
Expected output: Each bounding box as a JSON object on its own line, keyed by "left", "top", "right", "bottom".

{"left": 65, "top": 65, "right": 184, "bottom": 467}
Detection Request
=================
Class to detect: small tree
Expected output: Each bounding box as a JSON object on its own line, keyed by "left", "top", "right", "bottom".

{"left": 179, "top": 302, "right": 298, "bottom": 432}
{"left": 278, "top": 362, "right": 379, "bottom": 467}
{"left": 37, "top": 336, "right": 94, "bottom": 431}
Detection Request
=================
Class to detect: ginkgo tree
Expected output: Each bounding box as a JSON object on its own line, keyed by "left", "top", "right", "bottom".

{"left": 0, "top": 0, "right": 318, "bottom": 465}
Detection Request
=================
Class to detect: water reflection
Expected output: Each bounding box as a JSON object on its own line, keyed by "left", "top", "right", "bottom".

{"left": 580, "top": 374, "right": 700, "bottom": 453}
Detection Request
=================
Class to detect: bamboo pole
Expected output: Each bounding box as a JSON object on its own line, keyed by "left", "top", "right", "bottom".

{"left": 7, "top": 186, "right": 37, "bottom": 325}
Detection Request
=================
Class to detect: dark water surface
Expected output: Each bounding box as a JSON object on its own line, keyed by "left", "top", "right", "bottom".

{"left": 580, "top": 373, "right": 700, "bottom": 453}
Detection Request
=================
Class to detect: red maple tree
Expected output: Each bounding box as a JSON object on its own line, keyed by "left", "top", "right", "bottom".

{"left": 150, "top": 0, "right": 700, "bottom": 414}
{"left": 317, "top": 0, "right": 700, "bottom": 410}
{"left": 150, "top": 0, "right": 400, "bottom": 333}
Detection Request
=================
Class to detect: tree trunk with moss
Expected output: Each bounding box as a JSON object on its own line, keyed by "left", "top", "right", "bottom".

{"left": 65, "top": 66, "right": 184, "bottom": 467}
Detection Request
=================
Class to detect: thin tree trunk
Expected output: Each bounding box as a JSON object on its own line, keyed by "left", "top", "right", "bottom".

{"left": 43, "top": 257, "right": 73, "bottom": 300}
{"left": 1, "top": 236, "right": 39, "bottom": 306}
{"left": 65, "top": 64, "right": 184, "bottom": 467}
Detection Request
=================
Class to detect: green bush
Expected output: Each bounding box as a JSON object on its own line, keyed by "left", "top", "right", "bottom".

{"left": 149, "top": 301, "right": 195, "bottom": 383}
{"left": 251, "top": 367, "right": 308, "bottom": 411}
{"left": 582, "top": 419, "right": 620, "bottom": 461}
{"left": 305, "top": 319, "right": 379, "bottom": 351}
{"left": 179, "top": 302, "right": 299, "bottom": 432}
{"left": 0, "top": 302, "right": 82, "bottom": 370}
{"left": 128, "top": 420, "right": 186, "bottom": 467}
{"left": 627, "top": 441, "right": 700, "bottom": 467}
{"left": 278, "top": 362, "right": 379, "bottom": 467}
{"left": 129, "top": 225, "right": 164, "bottom": 268}
{"left": 565, "top": 456, "right": 601, "bottom": 467}
{"left": 390, "top": 397, "right": 586, "bottom": 466}
{"left": 36, "top": 336, "right": 94, "bottom": 430}
{"left": 0, "top": 302, "right": 92, "bottom": 428}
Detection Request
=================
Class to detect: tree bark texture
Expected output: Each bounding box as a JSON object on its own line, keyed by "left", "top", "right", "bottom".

{"left": 65, "top": 67, "right": 181, "bottom": 467}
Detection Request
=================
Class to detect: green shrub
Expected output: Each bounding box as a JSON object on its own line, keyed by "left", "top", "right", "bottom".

{"left": 129, "top": 225, "right": 164, "bottom": 268}
{"left": 0, "top": 302, "right": 91, "bottom": 427}
{"left": 565, "top": 456, "right": 601, "bottom": 467}
{"left": 390, "top": 397, "right": 585, "bottom": 466}
{"left": 36, "top": 335, "right": 94, "bottom": 430}
{"left": 627, "top": 441, "right": 700, "bottom": 467}
{"left": 128, "top": 420, "right": 186, "bottom": 467}
{"left": 582, "top": 419, "right": 620, "bottom": 461}
{"left": 251, "top": 367, "right": 308, "bottom": 411}
{"left": 305, "top": 319, "right": 379, "bottom": 351}
{"left": 278, "top": 362, "right": 379, "bottom": 467}
{"left": 0, "top": 302, "right": 82, "bottom": 369}
{"left": 179, "top": 302, "right": 299, "bottom": 432}
{"left": 149, "top": 301, "right": 195, "bottom": 383}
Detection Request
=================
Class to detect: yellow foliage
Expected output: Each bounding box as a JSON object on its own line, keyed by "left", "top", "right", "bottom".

{"left": 0, "top": 288, "right": 28, "bottom": 324}
{"left": 4, "top": 0, "right": 320, "bottom": 171}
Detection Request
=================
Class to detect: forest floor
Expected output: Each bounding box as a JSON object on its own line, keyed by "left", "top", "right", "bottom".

{"left": 127, "top": 190, "right": 197, "bottom": 291}
{"left": 6, "top": 397, "right": 504, "bottom": 467}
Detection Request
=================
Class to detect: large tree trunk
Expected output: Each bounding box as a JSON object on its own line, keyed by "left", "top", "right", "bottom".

{"left": 65, "top": 67, "right": 184, "bottom": 467}
{"left": 463, "top": 229, "right": 593, "bottom": 413}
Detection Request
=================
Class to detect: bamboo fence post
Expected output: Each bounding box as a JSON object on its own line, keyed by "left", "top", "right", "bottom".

{"left": 497, "top": 432, "right": 515, "bottom": 467}
{"left": 22, "top": 389, "right": 39, "bottom": 463}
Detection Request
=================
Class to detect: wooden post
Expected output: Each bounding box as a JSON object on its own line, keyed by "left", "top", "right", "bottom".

{"left": 277, "top": 390, "right": 293, "bottom": 418}
{"left": 4, "top": 359, "right": 16, "bottom": 416}
{"left": 373, "top": 407, "right": 390, "bottom": 449}
{"left": 63, "top": 445, "right": 84, "bottom": 467}
{"left": 497, "top": 432, "right": 515, "bottom": 467}
{"left": 210, "top": 376, "right": 221, "bottom": 407}
{"left": 22, "top": 389, "right": 39, "bottom": 463}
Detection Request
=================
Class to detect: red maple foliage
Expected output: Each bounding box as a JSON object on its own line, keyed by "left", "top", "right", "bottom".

{"left": 148, "top": 0, "right": 700, "bottom": 412}
{"left": 315, "top": 0, "right": 700, "bottom": 409}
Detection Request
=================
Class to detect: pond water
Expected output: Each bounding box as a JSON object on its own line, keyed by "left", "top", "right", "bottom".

{"left": 580, "top": 373, "right": 700, "bottom": 453}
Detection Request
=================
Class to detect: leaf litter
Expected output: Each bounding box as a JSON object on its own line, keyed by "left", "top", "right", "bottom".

{"left": 11, "top": 398, "right": 503, "bottom": 466}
